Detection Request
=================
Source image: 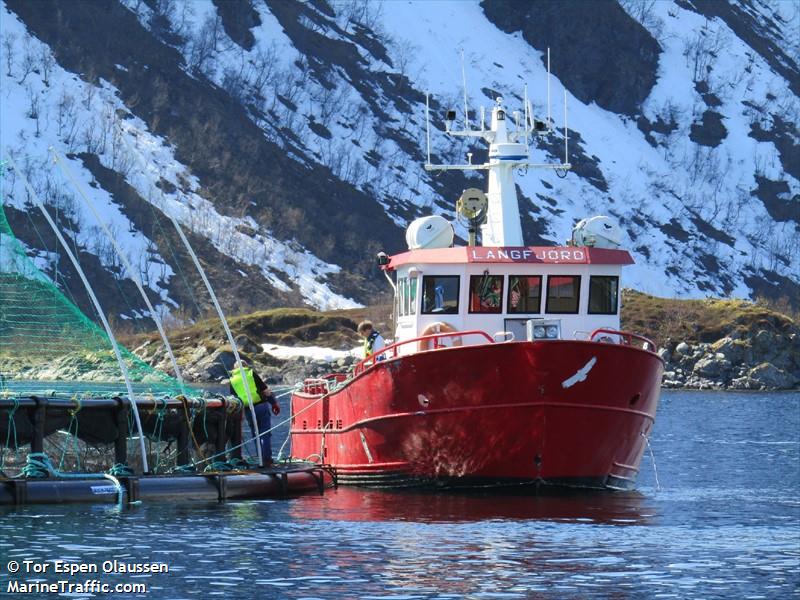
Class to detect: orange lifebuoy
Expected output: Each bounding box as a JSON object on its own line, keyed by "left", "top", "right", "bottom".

{"left": 418, "top": 322, "right": 463, "bottom": 351}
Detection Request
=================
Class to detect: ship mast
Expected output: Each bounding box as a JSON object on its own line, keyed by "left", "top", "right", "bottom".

{"left": 424, "top": 56, "right": 571, "bottom": 247}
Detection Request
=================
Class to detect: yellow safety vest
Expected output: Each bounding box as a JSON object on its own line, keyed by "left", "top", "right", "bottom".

{"left": 363, "top": 331, "right": 380, "bottom": 358}
{"left": 230, "top": 367, "right": 260, "bottom": 405}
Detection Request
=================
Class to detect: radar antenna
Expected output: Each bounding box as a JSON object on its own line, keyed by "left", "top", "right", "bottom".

{"left": 423, "top": 50, "right": 572, "bottom": 246}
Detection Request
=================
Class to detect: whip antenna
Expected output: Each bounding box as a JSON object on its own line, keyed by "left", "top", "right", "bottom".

{"left": 523, "top": 83, "right": 529, "bottom": 147}
{"left": 461, "top": 49, "right": 470, "bottom": 130}
{"left": 564, "top": 89, "right": 569, "bottom": 165}
{"left": 547, "top": 47, "right": 552, "bottom": 130}
{"left": 425, "top": 92, "right": 432, "bottom": 166}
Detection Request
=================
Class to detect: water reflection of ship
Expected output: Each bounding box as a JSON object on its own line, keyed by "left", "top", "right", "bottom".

{"left": 290, "top": 487, "right": 653, "bottom": 525}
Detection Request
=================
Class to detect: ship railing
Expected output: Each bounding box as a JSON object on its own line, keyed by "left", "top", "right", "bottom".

{"left": 300, "top": 375, "right": 347, "bottom": 396}
{"left": 353, "top": 330, "right": 495, "bottom": 377}
{"left": 589, "top": 328, "right": 657, "bottom": 352}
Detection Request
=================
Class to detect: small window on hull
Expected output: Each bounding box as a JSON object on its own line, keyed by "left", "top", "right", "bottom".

{"left": 422, "top": 275, "right": 460, "bottom": 314}
{"left": 589, "top": 276, "right": 619, "bottom": 315}
{"left": 469, "top": 275, "right": 503, "bottom": 313}
{"left": 546, "top": 275, "right": 581, "bottom": 314}
{"left": 508, "top": 275, "right": 542, "bottom": 314}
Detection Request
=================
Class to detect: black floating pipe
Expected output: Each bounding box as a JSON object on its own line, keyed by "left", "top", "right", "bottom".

{"left": 0, "top": 467, "right": 329, "bottom": 505}
{"left": 0, "top": 396, "right": 232, "bottom": 409}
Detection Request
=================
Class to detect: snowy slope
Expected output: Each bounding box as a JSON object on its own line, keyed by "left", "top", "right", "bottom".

{"left": 126, "top": 0, "right": 798, "bottom": 297}
{"left": 1, "top": 0, "right": 797, "bottom": 322}
{"left": 0, "top": 1, "right": 359, "bottom": 316}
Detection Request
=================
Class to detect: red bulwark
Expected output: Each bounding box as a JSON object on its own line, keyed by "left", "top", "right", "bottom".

{"left": 290, "top": 339, "right": 663, "bottom": 489}
{"left": 385, "top": 246, "right": 634, "bottom": 270}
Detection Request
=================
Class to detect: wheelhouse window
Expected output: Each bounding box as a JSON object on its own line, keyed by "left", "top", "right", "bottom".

{"left": 396, "top": 276, "right": 419, "bottom": 317}
{"left": 545, "top": 275, "right": 581, "bottom": 314}
{"left": 397, "top": 277, "right": 406, "bottom": 317}
{"left": 469, "top": 275, "right": 503, "bottom": 313}
{"left": 588, "top": 276, "right": 619, "bottom": 315}
{"left": 422, "top": 275, "right": 460, "bottom": 314}
{"left": 508, "top": 275, "right": 542, "bottom": 314}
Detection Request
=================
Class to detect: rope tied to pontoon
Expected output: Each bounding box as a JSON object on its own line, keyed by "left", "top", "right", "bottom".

{"left": 18, "top": 452, "right": 126, "bottom": 505}
{"left": 58, "top": 395, "right": 83, "bottom": 471}
{"left": 1, "top": 397, "right": 20, "bottom": 471}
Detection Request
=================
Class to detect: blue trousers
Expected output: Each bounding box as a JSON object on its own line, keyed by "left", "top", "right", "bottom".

{"left": 245, "top": 402, "right": 272, "bottom": 464}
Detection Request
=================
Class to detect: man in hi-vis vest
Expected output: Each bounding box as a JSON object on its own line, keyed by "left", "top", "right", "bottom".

{"left": 229, "top": 360, "right": 280, "bottom": 466}
{"left": 358, "top": 320, "right": 385, "bottom": 361}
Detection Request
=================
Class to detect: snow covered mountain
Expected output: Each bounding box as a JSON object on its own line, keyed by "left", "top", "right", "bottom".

{"left": 1, "top": 0, "right": 797, "bottom": 328}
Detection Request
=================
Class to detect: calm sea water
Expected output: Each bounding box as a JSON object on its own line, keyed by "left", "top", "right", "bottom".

{"left": 1, "top": 390, "right": 798, "bottom": 599}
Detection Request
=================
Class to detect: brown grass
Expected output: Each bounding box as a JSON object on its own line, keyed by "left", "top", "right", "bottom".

{"left": 121, "top": 292, "right": 797, "bottom": 355}
{"left": 121, "top": 305, "right": 395, "bottom": 352}
{"left": 621, "top": 289, "right": 796, "bottom": 348}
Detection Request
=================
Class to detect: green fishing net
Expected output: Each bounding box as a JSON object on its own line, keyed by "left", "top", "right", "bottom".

{"left": 0, "top": 200, "right": 189, "bottom": 397}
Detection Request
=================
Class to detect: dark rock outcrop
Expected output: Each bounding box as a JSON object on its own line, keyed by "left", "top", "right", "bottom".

{"left": 689, "top": 110, "right": 727, "bottom": 147}
{"left": 481, "top": 0, "right": 661, "bottom": 117}
{"left": 660, "top": 327, "right": 800, "bottom": 390}
{"left": 751, "top": 176, "right": 800, "bottom": 224}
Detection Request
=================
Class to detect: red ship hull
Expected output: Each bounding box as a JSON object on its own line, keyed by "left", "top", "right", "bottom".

{"left": 290, "top": 340, "right": 663, "bottom": 490}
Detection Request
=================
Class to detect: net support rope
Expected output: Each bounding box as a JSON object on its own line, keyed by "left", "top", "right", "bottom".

{"left": 115, "top": 130, "right": 263, "bottom": 466}
{"left": 51, "top": 149, "right": 188, "bottom": 398}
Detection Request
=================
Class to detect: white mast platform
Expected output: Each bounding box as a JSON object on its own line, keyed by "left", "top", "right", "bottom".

{"left": 424, "top": 92, "right": 571, "bottom": 247}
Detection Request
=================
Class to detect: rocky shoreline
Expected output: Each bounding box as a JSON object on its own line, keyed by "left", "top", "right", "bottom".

{"left": 4, "top": 296, "right": 798, "bottom": 392}
{"left": 135, "top": 330, "right": 799, "bottom": 392}
{"left": 657, "top": 327, "right": 800, "bottom": 391}
{"left": 3, "top": 329, "right": 798, "bottom": 392}
{"left": 130, "top": 335, "right": 361, "bottom": 388}
{"left": 4, "top": 331, "right": 797, "bottom": 391}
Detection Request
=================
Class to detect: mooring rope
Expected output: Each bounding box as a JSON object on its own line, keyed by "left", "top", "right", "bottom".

{"left": 107, "top": 463, "right": 134, "bottom": 477}
{"left": 179, "top": 395, "right": 206, "bottom": 463}
{"left": 18, "top": 452, "right": 126, "bottom": 505}
{"left": 203, "top": 460, "right": 233, "bottom": 473}
{"left": 1, "top": 397, "right": 20, "bottom": 472}
{"left": 275, "top": 387, "right": 295, "bottom": 462}
{"left": 149, "top": 395, "right": 168, "bottom": 473}
{"left": 273, "top": 382, "right": 346, "bottom": 464}
{"left": 645, "top": 436, "right": 661, "bottom": 492}
{"left": 58, "top": 395, "right": 83, "bottom": 471}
